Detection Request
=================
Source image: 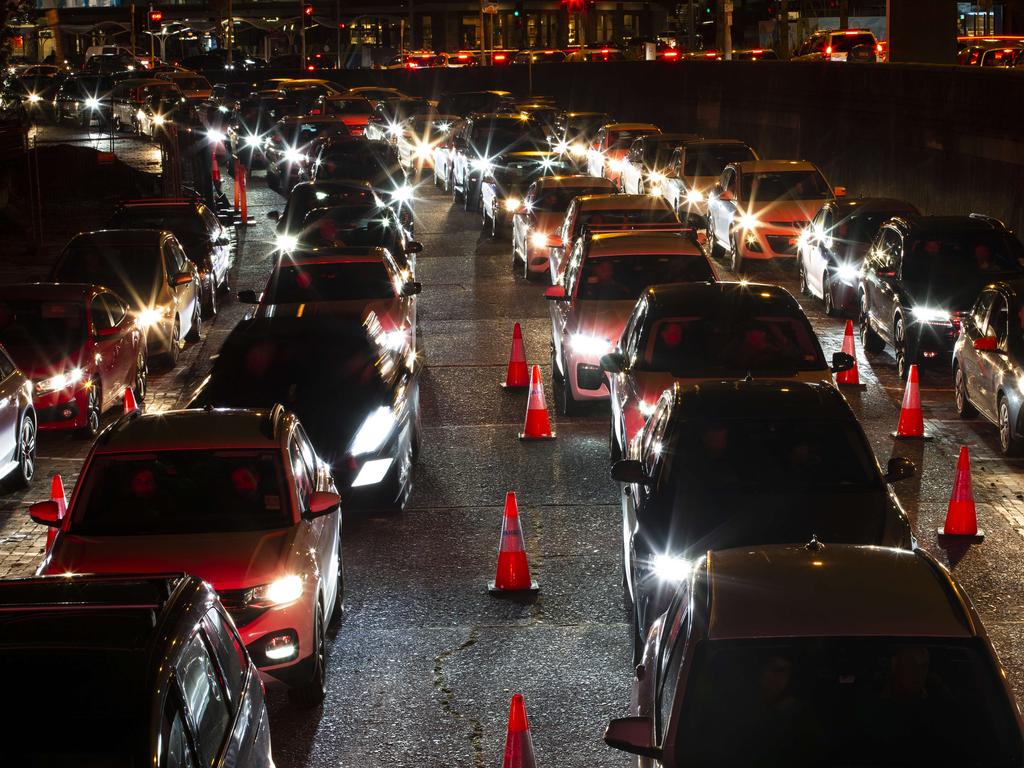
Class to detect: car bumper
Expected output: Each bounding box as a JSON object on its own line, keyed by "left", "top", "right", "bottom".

{"left": 909, "top": 321, "right": 959, "bottom": 360}
{"left": 738, "top": 225, "right": 803, "bottom": 260}
{"left": 34, "top": 388, "right": 89, "bottom": 430}
{"left": 226, "top": 592, "right": 318, "bottom": 681}
{"left": 565, "top": 347, "right": 611, "bottom": 401}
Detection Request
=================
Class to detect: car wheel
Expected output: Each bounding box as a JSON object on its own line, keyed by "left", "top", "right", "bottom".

{"left": 463, "top": 179, "right": 477, "bottom": 211}
{"left": 133, "top": 348, "right": 148, "bottom": 403}
{"left": 202, "top": 279, "right": 218, "bottom": 318}
{"left": 730, "top": 233, "right": 744, "bottom": 275}
{"left": 161, "top": 319, "right": 181, "bottom": 368}
{"left": 556, "top": 355, "right": 583, "bottom": 416}
{"left": 11, "top": 415, "right": 36, "bottom": 489}
{"left": 822, "top": 273, "right": 838, "bottom": 317}
{"left": 798, "top": 261, "right": 810, "bottom": 295}
{"left": 707, "top": 215, "right": 724, "bottom": 260}
{"left": 288, "top": 604, "right": 327, "bottom": 708}
{"left": 859, "top": 294, "right": 885, "bottom": 353}
{"left": 549, "top": 345, "right": 564, "bottom": 385}
{"left": 954, "top": 363, "right": 976, "bottom": 418}
{"left": 894, "top": 316, "right": 912, "bottom": 380}
{"left": 609, "top": 419, "right": 622, "bottom": 463}
{"left": 329, "top": 549, "right": 345, "bottom": 629}
{"left": 999, "top": 396, "right": 1022, "bottom": 456}
{"left": 186, "top": 302, "right": 202, "bottom": 342}
{"left": 79, "top": 381, "right": 102, "bottom": 438}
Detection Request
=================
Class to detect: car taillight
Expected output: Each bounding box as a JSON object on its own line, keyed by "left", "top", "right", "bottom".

{"left": 950, "top": 312, "right": 964, "bottom": 330}
{"left": 494, "top": 53, "right": 506, "bottom": 61}
{"left": 306, "top": 64, "right": 315, "bottom": 71}
{"left": 826, "top": 45, "right": 833, "bottom": 55}
{"left": 876, "top": 43, "right": 883, "bottom": 52}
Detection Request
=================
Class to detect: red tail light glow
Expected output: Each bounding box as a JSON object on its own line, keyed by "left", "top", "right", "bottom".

{"left": 825, "top": 45, "right": 833, "bottom": 55}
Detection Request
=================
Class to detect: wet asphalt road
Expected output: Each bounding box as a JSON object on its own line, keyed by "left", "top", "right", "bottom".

{"left": 4, "top": 124, "right": 1024, "bottom": 767}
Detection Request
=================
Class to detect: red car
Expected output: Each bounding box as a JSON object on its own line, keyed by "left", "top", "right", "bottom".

{"left": 319, "top": 95, "right": 373, "bottom": 136}
{"left": 0, "top": 283, "right": 147, "bottom": 436}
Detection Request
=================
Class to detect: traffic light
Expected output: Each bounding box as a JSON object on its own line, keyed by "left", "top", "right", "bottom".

{"left": 513, "top": 1, "right": 523, "bottom": 17}
{"left": 148, "top": 9, "right": 163, "bottom": 23}
{"left": 303, "top": 5, "right": 314, "bottom": 16}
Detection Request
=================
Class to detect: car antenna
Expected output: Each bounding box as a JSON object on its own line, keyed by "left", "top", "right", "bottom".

{"left": 805, "top": 535, "right": 824, "bottom": 552}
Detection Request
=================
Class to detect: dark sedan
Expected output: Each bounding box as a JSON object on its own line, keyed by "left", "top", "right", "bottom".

{"left": 264, "top": 115, "right": 351, "bottom": 194}
{"left": 52, "top": 74, "right": 113, "bottom": 127}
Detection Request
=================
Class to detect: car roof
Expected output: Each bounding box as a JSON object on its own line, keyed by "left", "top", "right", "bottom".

{"left": 683, "top": 138, "right": 749, "bottom": 148}
{"left": 638, "top": 132, "right": 700, "bottom": 143}
{"left": 734, "top": 159, "right": 817, "bottom": 173}
{"left": 827, "top": 197, "right": 919, "bottom": 216}
{"left": 669, "top": 378, "right": 848, "bottom": 421}
{"left": 645, "top": 280, "right": 799, "bottom": 314}
{"left": 588, "top": 231, "right": 703, "bottom": 257}
{"left": 704, "top": 544, "right": 973, "bottom": 641}
{"left": 0, "top": 282, "right": 97, "bottom": 301}
{"left": 889, "top": 214, "right": 1009, "bottom": 235}
{"left": 604, "top": 122, "right": 660, "bottom": 131}
{"left": 95, "top": 408, "right": 283, "bottom": 454}
{"left": 73, "top": 228, "right": 167, "bottom": 245}
{"left": 575, "top": 193, "right": 673, "bottom": 211}
{"left": 532, "top": 175, "right": 616, "bottom": 190}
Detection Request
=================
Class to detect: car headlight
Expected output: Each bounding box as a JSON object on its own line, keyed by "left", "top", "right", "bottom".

{"left": 607, "top": 158, "right": 624, "bottom": 172}
{"left": 391, "top": 184, "right": 414, "bottom": 204}
{"left": 386, "top": 122, "right": 401, "bottom": 137}
{"left": 244, "top": 133, "right": 262, "bottom": 148}
{"left": 555, "top": 140, "right": 570, "bottom": 154}
{"left": 152, "top": 114, "right": 165, "bottom": 126}
{"left": 27, "top": 93, "right": 40, "bottom": 103}
{"left": 911, "top": 306, "right": 950, "bottom": 324}
{"left": 413, "top": 142, "right": 433, "bottom": 160}
{"left": 648, "top": 171, "right": 665, "bottom": 184}
{"left": 284, "top": 146, "right": 306, "bottom": 164}
{"left": 384, "top": 328, "right": 410, "bottom": 351}
{"left": 471, "top": 157, "right": 493, "bottom": 173}
{"left": 570, "top": 333, "right": 613, "bottom": 356}
{"left": 135, "top": 308, "right": 164, "bottom": 329}
{"left": 217, "top": 104, "right": 230, "bottom": 113}
{"left": 651, "top": 554, "right": 691, "bottom": 583}
{"left": 835, "top": 262, "right": 859, "bottom": 283}
{"left": 85, "top": 97, "right": 100, "bottom": 110}
{"left": 686, "top": 189, "right": 704, "bottom": 204}
{"left": 637, "top": 399, "right": 657, "bottom": 417}
{"left": 504, "top": 197, "right": 522, "bottom": 212}
{"left": 275, "top": 233, "right": 298, "bottom": 252}
{"left": 530, "top": 231, "right": 549, "bottom": 249}
{"left": 248, "top": 575, "right": 303, "bottom": 607}
{"left": 206, "top": 128, "right": 226, "bottom": 143}
{"left": 350, "top": 406, "right": 398, "bottom": 455}
{"left": 35, "top": 367, "right": 85, "bottom": 394}
{"left": 437, "top": 121, "right": 451, "bottom": 133}
{"left": 570, "top": 142, "right": 587, "bottom": 157}
{"left": 738, "top": 212, "right": 760, "bottom": 230}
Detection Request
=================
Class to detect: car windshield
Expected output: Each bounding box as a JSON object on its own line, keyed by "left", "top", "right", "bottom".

{"left": 53, "top": 244, "right": 161, "bottom": 306}
{"left": 609, "top": 130, "right": 653, "bottom": 150}
{"left": 283, "top": 186, "right": 376, "bottom": 229}
{"left": 298, "top": 206, "right": 398, "bottom": 248}
{"left": 640, "top": 311, "right": 825, "bottom": 374}
{"left": 326, "top": 98, "right": 372, "bottom": 115}
{"left": 742, "top": 170, "right": 831, "bottom": 201}
{"left": 0, "top": 646, "right": 145, "bottom": 765}
{"left": 643, "top": 141, "right": 680, "bottom": 166}
{"left": 72, "top": 450, "right": 289, "bottom": 535}
{"left": 574, "top": 206, "right": 677, "bottom": 238}
{"left": 170, "top": 77, "right": 209, "bottom": 91}
{"left": 318, "top": 146, "right": 401, "bottom": 184}
{"left": 683, "top": 145, "right": 757, "bottom": 177}
{"left": 437, "top": 94, "right": 499, "bottom": 115}
{"left": 264, "top": 261, "right": 395, "bottom": 303}
{"left": 565, "top": 115, "right": 608, "bottom": 137}
{"left": 676, "top": 638, "right": 1021, "bottom": 768}
{"left": 470, "top": 122, "right": 547, "bottom": 153}
{"left": 407, "top": 116, "right": 456, "bottom": 139}
{"left": 835, "top": 211, "right": 912, "bottom": 244}
{"left": 0, "top": 300, "right": 86, "bottom": 349}
{"left": 902, "top": 233, "right": 1024, "bottom": 288}
{"left": 577, "top": 255, "right": 713, "bottom": 301}
{"left": 530, "top": 186, "right": 611, "bottom": 213}
{"left": 830, "top": 32, "right": 876, "bottom": 52}
{"left": 113, "top": 208, "right": 206, "bottom": 238}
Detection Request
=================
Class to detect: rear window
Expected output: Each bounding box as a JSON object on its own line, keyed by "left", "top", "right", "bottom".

{"left": 830, "top": 32, "right": 876, "bottom": 52}
{"left": 609, "top": 130, "right": 654, "bottom": 150}
{"left": 326, "top": 98, "right": 373, "bottom": 115}
{"left": 53, "top": 242, "right": 162, "bottom": 302}
{"left": 0, "top": 300, "right": 86, "bottom": 349}
{"left": 530, "top": 185, "right": 612, "bottom": 213}
{"left": 170, "top": 77, "right": 210, "bottom": 91}
{"left": 577, "top": 255, "right": 713, "bottom": 301}
{"left": 682, "top": 145, "right": 757, "bottom": 177}
{"left": 264, "top": 262, "right": 395, "bottom": 303}
{"left": 902, "top": 233, "right": 1024, "bottom": 287}
{"left": 574, "top": 206, "right": 677, "bottom": 238}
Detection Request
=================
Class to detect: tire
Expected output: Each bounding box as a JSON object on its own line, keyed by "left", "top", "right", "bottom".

{"left": 288, "top": 604, "right": 327, "bottom": 708}
{"left": 609, "top": 419, "right": 622, "bottom": 463}
{"left": 463, "top": 178, "right": 477, "bottom": 211}
{"left": 161, "top": 319, "right": 181, "bottom": 368}
{"left": 133, "top": 347, "right": 148, "bottom": 403}
{"left": 329, "top": 547, "right": 344, "bottom": 629}
{"left": 185, "top": 303, "right": 202, "bottom": 342}
{"left": 894, "top": 317, "right": 913, "bottom": 380}
{"left": 999, "top": 396, "right": 1022, "bottom": 456}
{"left": 823, "top": 273, "right": 838, "bottom": 317}
{"left": 954, "top": 364, "right": 976, "bottom": 418}
{"left": 550, "top": 345, "right": 564, "bottom": 386}
{"left": 11, "top": 415, "right": 36, "bottom": 490}
{"left": 79, "top": 382, "right": 102, "bottom": 438}
{"left": 202, "top": 279, "right": 218, "bottom": 318}
{"left": 798, "top": 261, "right": 810, "bottom": 296}
{"left": 730, "top": 233, "right": 744, "bottom": 275}
{"left": 859, "top": 294, "right": 885, "bottom": 353}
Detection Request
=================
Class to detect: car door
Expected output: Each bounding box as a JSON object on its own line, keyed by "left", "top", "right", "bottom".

{"left": 199, "top": 204, "right": 229, "bottom": 286}
{"left": 175, "top": 631, "right": 232, "bottom": 768}
{"left": 289, "top": 431, "right": 336, "bottom": 613}
{"left": 588, "top": 128, "right": 606, "bottom": 177}
{"left": 623, "top": 140, "right": 642, "bottom": 193}
{"left": 169, "top": 239, "right": 198, "bottom": 334}
{"left": 878, "top": 229, "right": 905, "bottom": 341}
{"left": 614, "top": 298, "right": 649, "bottom": 451}
{"left": 711, "top": 167, "right": 737, "bottom": 247}
{"left": 809, "top": 208, "right": 832, "bottom": 297}
{"left": 514, "top": 183, "right": 538, "bottom": 256}
{"left": 962, "top": 290, "right": 997, "bottom": 413}
{"left": 0, "top": 351, "right": 20, "bottom": 468}
{"left": 864, "top": 228, "right": 899, "bottom": 339}
{"left": 91, "top": 293, "right": 131, "bottom": 406}
{"left": 977, "top": 291, "right": 1011, "bottom": 420}
{"left": 552, "top": 240, "right": 584, "bottom": 370}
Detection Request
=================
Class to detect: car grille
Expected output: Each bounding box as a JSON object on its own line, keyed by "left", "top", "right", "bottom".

{"left": 217, "top": 588, "right": 269, "bottom": 628}
{"left": 765, "top": 234, "right": 800, "bottom": 255}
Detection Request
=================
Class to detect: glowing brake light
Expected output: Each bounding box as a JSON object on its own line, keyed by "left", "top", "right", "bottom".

{"left": 825, "top": 45, "right": 833, "bottom": 55}
{"left": 704, "top": 51, "right": 717, "bottom": 58}
{"left": 844, "top": 31, "right": 861, "bottom": 36}
{"left": 458, "top": 54, "right": 468, "bottom": 60}
{"left": 751, "top": 49, "right": 764, "bottom": 54}
{"left": 600, "top": 48, "right": 610, "bottom": 53}
{"left": 307, "top": 64, "right": 315, "bottom": 71}
{"left": 876, "top": 43, "right": 883, "bottom": 52}
{"left": 663, "top": 50, "right": 679, "bottom": 59}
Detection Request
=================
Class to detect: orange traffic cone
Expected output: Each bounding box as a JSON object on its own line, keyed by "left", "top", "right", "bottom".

{"left": 938, "top": 446, "right": 984, "bottom": 540}
{"left": 519, "top": 365, "right": 555, "bottom": 440}
{"left": 501, "top": 322, "right": 530, "bottom": 390}
{"left": 124, "top": 386, "right": 139, "bottom": 415}
{"left": 489, "top": 491, "right": 539, "bottom": 593}
{"left": 892, "top": 364, "right": 930, "bottom": 440}
{"left": 501, "top": 694, "right": 538, "bottom": 768}
{"left": 836, "top": 320, "right": 865, "bottom": 388}
{"left": 45, "top": 473, "right": 67, "bottom": 552}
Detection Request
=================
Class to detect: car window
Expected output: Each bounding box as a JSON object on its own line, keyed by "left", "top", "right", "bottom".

{"left": 162, "top": 242, "right": 176, "bottom": 279}
{"left": 173, "top": 241, "right": 190, "bottom": 273}
{"left": 202, "top": 608, "right": 247, "bottom": 706}
{"left": 102, "top": 293, "right": 127, "bottom": 328}
{"left": 161, "top": 692, "right": 200, "bottom": 768}
{"left": 657, "top": 584, "right": 691, "bottom": 737}
{"left": 972, "top": 291, "right": 998, "bottom": 333}
{"left": 0, "top": 349, "right": 15, "bottom": 379}
{"left": 879, "top": 229, "right": 901, "bottom": 273}
{"left": 989, "top": 295, "right": 1009, "bottom": 343}
{"left": 176, "top": 633, "right": 230, "bottom": 767}
{"left": 289, "top": 436, "right": 313, "bottom": 511}
{"left": 564, "top": 240, "right": 585, "bottom": 294}
{"left": 721, "top": 168, "right": 736, "bottom": 196}
{"left": 91, "top": 295, "right": 113, "bottom": 332}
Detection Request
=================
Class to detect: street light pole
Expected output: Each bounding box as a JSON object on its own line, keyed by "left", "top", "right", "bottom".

{"left": 336, "top": 0, "right": 341, "bottom": 68}
{"left": 300, "top": 0, "right": 306, "bottom": 69}
{"left": 227, "top": 0, "right": 233, "bottom": 67}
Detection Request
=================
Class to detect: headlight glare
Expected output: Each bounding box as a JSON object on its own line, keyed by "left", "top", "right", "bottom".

{"left": 652, "top": 554, "right": 691, "bottom": 583}
{"left": 35, "top": 367, "right": 85, "bottom": 394}
{"left": 530, "top": 231, "right": 549, "bottom": 249}
{"left": 249, "top": 575, "right": 303, "bottom": 607}
{"left": 835, "top": 263, "right": 859, "bottom": 283}
{"left": 911, "top": 306, "right": 950, "bottom": 324}
{"left": 569, "top": 333, "right": 613, "bottom": 356}
{"left": 686, "top": 189, "right": 704, "bottom": 204}
{"left": 135, "top": 308, "right": 163, "bottom": 329}
{"left": 350, "top": 406, "right": 398, "bottom": 455}
{"left": 504, "top": 197, "right": 522, "bottom": 212}
{"left": 275, "top": 234, "right": 298, "bottom": 252}
{"left": 85, "top": 97, "right": 100, "bottom": 110}
{"left": 738, "top": 213, "right": 760, "bottom": 230}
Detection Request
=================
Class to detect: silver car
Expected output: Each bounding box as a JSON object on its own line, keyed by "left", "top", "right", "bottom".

{"left": 0, "top": 343, "right": 35, "bottom": 489}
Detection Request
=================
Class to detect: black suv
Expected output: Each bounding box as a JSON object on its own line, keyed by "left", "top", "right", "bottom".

{"left": 859, "top": 214, "right": 1024, "bottom": 378}
{"left": 0, "top": 574, "right": 272, "bottom": 766}
{"left": 613, "top": 379, "right": 915, "bottom": 661}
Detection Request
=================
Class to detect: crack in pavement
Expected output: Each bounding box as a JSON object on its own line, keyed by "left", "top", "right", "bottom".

{"left": 432, "top": 627, "right": 485, "bottom": 768}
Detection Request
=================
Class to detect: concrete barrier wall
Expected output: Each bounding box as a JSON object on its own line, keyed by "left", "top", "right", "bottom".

{"left": 227, "top": 62, "right": 1024, "bottom": 234}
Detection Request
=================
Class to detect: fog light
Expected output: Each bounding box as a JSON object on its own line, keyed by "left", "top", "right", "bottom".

{"left": 352, "top": 458, "right": 394, "bottom": 487}
{"left": 264, "top": 633, "right": 299, "bottom": 661}
{"left": 922, "top": 351, "right": 936, "bottom": 358}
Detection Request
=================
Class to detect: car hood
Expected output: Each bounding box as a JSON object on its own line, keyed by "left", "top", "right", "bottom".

{"left": 745, "top": 199, "right": 823, "bottom": 227}
{"left": 531, "top": 211, "right": 564, "bottom": 234}
{"left": 44, "top": 528, "right": 299, "bottom": 590}
{"left": 253, "top": 299, "right": 404, "bottom": 330}
{"left": 569, "top": 300, "right": 635, "bottom": 342}
{"left": 5, "top": 346, "right": 83, "bottom": 379}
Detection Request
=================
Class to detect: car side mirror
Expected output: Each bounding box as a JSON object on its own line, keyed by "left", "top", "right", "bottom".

{"left": 403, "top": 281, "right": 422, "bottom": 296}
{"left": 611, "top": 459, "right": 650, "bottom": 485}
{"left": 834, "top": 185, "right": 847, "bottom": 198}
{"left": 172, "top": 272, "right": 193, "bottom": 286}
{"left": 267, "top": 210, "right": 280, "bottom": 221}
{"left": 603, "top": 717, "right": 661, "bottom": 760}
{"left": 237, "top": 289, "right": 259, "bottom": 304}
{"left": 973, "top": 336, "right": 998, "bottom": 351}
{"left": 29, "top": 500, "right": 61, "bottom": 527}
{"left": 718, "top": 190, "right": 734, "bottom": 202}
{"left": 545, "top": 234, "right": 564, "bottom": 248}
{"left": 405, "top": 240, "right": 424, "bottom": 254}
{"left": 884, "top": 456, "right": 915, "bottom": 484}
{"left": 544, "top": 285, "right": 566, "bottom": 300}
{"left": 831, "top": 351, "right": 855, "bottom": 373}
{"left": 304, "top": 490, "right": 340, "bottom": 519}
{"left": 600, "top": 351, "right": 626, "bottom": 373}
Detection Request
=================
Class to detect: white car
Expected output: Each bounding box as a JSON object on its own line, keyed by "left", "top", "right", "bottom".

{"left": 618, "top": 133, "right": 699, "bottom": 197}
{"left": 585, "top": 122, "right": 660, "bottom": 189}
{"left": 659, "top": 139, "right": 758, "bottom": 225}
{"left": 30, "top": 406, "right": 343, "bottom": 708}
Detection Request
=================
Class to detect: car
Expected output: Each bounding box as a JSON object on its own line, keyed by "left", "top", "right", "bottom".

{"left": 434, "top": 90, "right": 511, "bottom": 117}
{"left": 0, "top": 574, "right": 273, "bottom": 767}
{"left": 510, "top": 174, "right": 617, "bottom": 280}
{"left": 445, "top": 113, "right": 552, "bottom": 212}
{"left": 565, "top": 46, "right": 625, "bottom": 62}
{"left": 31, "top": 405, "right": 343, "bottom": 707}
{"left": 0, "top": 283, "right": 146, "bottom": 437}
{"left": 798, "top": 197, "right": 920, "bottom": 317}
{"left": 954, "top": 279, "right": 1024, "bottom": 455}
{"left": 443, "top": 51, "right": 479, "bottom": 67}
{"left": 612, "top": 379, "right": 915, "bottom": 658}
{"left": 382, "top": 51, "right": 446, "bottom": 69}
{"left": 479, "top": 145, "right": 573, "bottom": 238}
{"left": 226, "top": 94, "right": 304, "bottom": 171}
{"left": 606, "top": 542, "right": 1023, "bottom": 766}
{"left": 398, "top": 113, "right": 460, "bottom": 174}
{"left": 511, "top": 49, "right": 569, "bottom": 64}
{"left": 136, "top": 88, "right": 190, "bottom": 138}
{"left": 268, "top": 180, "right": 381, "bottom": 240}
{"left": 958, "top": 40, "right": 1024, "bottom": 66}
{"left": 344, "top": 85, "right": 410, "bottom": 107}
{"left": 547, "top": 194, "right": 680, "bottom": 283}
{"left": 192, "top": 316, "right": 420, "bottom": 510}
{"left": 793, "top": 27, "right": 882, "bottom": 62}
{"left": 263, "top": 115, "right": 352, "bottom": 194}
{"left": 602, "top": 281, "right": 847, "bottom": 459}
{"left": 50, "top": 229, "right": 202, "bottom": 367}
{"left": 860, "top": 214, "right": 1024, "bottom": 379}
{"left": 731, "top": 47, "right": 780, "bottom": 60}
{"left": 208, "top": 80, "right": 256, "bottom": 113}
{"left": 706, "top": 159, "right": 840, "bottom": 273}
{"left": 108, "top": 77, "right": 175, "bottom": 133}
{"left": 318, "top": 94, "right": 374, "bottom": 136}
{"left": 0, "top": 341, "right": 35, "bottom": 489}
{"left": 52, "top": 73, "right": 112, "bottom": 127}
{"left": 618, "top": 133, "right": 700, "bottom": 196}
{"left": 364, "top": 96, "right": 434, "bottom": 142}
{"left": 550, "top": 111, "right": 612, "bottom": 170}
{"left": 430, "top": 117, "right": 468, "bottom": 187}
{"left": 107, "top": 197, "right": 231, "bottom": 318}
{"left": 240, "top": 246, "right": 420, "bottom": 348}
{"left": 545, "top": 229, "right": 715, "bottom": 415}
{"left": 586, "top": 122, "right": 661, "bottom": 188}
{"left": 155, "top": 71, "right": 212, "bottom": 103}
{"left": 658, "top": 139, "right": 758, "bottom": 226}
{"left": 311, "top": 137, "right": 408, "bottom": 199}
{"left": 497, "top": 102, "right": 561, "bottom": 135}
{"left": 10, "top": 73, "right": 64, "bottom": 119}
